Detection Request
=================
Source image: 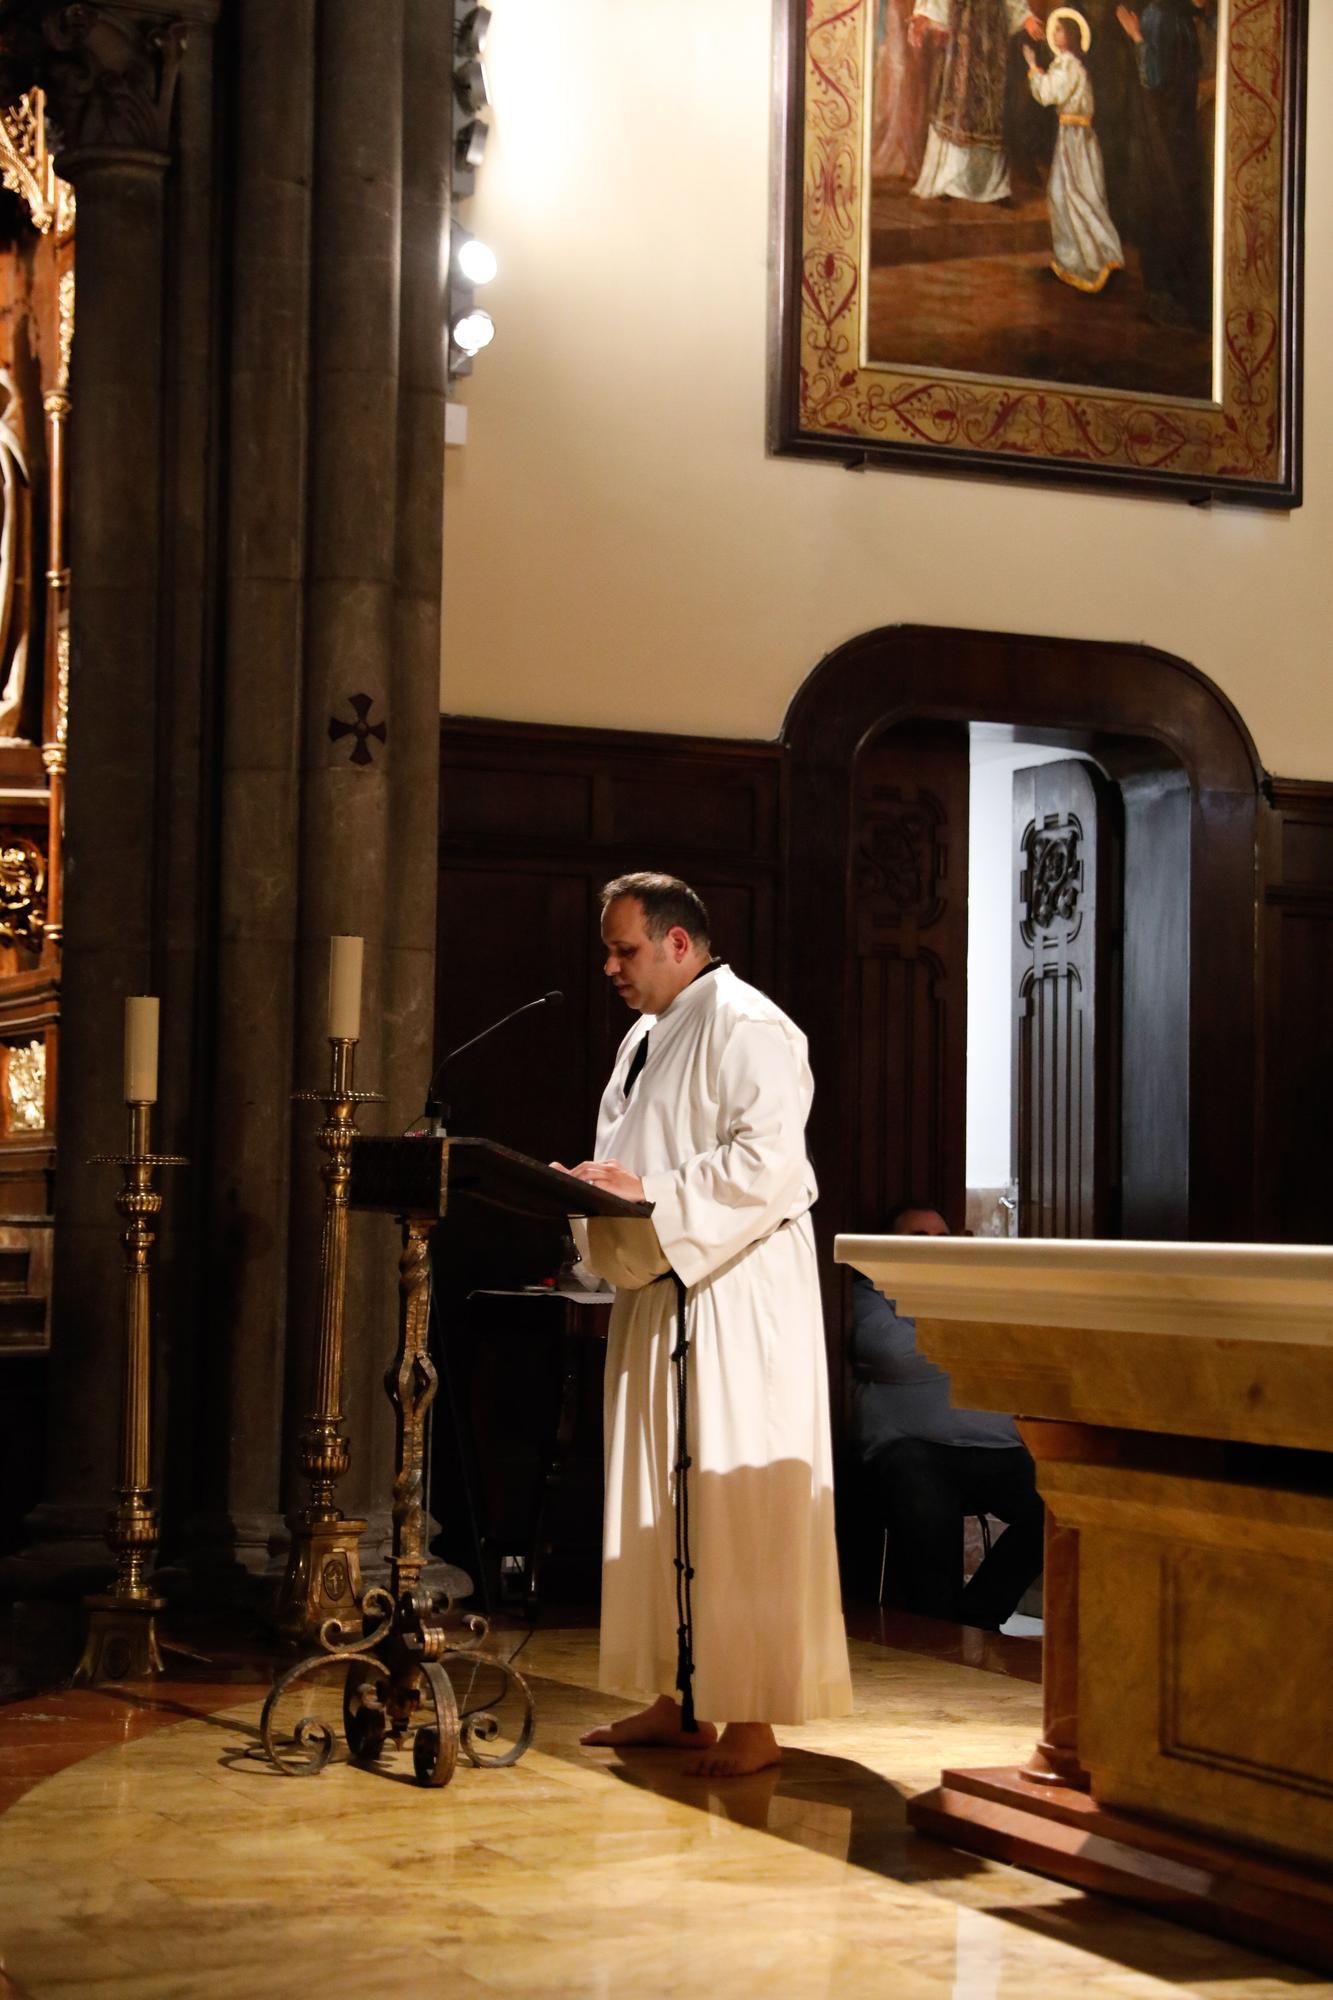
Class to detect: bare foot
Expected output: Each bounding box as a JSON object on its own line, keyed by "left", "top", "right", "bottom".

{"left": 580, "top": 1693, "right": 719, "bottom": 1750}
{"left": 683, "top": 1722, "right": 781, "bottom": 1778}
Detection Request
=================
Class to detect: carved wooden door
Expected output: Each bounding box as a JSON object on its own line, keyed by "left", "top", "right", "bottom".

{"left": 848, "top": 724, "right": 969, "bottom": 1231}
{"left": 1012, "top": 759, "right": 1121, "bottom": 1238}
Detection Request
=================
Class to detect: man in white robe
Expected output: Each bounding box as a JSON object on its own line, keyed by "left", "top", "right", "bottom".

{"left": 557, "top": 873, "right": 852, "bottom": 1777}
{"left": 910, "top": 0, "right": 1045, "bottom": 203}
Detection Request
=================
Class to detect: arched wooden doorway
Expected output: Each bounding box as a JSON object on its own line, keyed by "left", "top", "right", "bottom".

{"left": 782, "top": 625, "right": 1264, "bottom": 1374}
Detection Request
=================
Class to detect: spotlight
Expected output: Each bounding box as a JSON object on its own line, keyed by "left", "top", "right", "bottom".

{"left": 447, "top": 0, "right": 499, "bottom": 393}
{"left": 452, "top": 309, "right": 495, "bottom": 356}
{"left": 456, "top": 117, "right": 489, "bottom": 172}
{"left": 454, "top": 55, "right": 490, "bottom": 117}
{"left": 456, "top": 4, "right": 491, "bottom": 57}
{"left": 456, "top": 233, "right": 497, "bottom": 285}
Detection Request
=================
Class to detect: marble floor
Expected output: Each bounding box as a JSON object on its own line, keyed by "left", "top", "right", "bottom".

{"left": 0, "top": 1626, "right": 1327, "bottom": 2000}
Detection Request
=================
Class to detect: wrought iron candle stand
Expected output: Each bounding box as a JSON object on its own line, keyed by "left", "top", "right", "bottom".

{"left": 274, "top": 1035, "right": 384, "bottom": 1646}
{"left": 73, "top": 1102, "right": 187, "bottom": 1685}
{"left": 261, "top": 1213, "right": 535, "bottom": 1786}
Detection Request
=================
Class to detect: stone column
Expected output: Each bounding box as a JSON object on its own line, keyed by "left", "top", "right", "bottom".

{"left": 286, "top": 0, "right": 405, "bottom": 1540}
{"left": 6, "top": 0, "right": 452, "bottom": 1617}
{"left": 189, "top": 0, "right": 317, "bottom": 1586}
{"left": 16, "top": 2, "right": 191, "bottom": 1586}
{"left": 370, "top": 0, "right": 450, "bottom": 1534}
{"left": 385, "top": 0, "right": 449, "bottom": 1141}
{"left": 149, "top": 3, "right": 225, "bottom": 1580}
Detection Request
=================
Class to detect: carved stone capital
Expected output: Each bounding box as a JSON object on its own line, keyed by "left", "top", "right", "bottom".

{"left": 37, "top": 3, "right": 188, "bottom": 167}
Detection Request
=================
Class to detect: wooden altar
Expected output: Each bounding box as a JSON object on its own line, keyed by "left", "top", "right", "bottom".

{"left": 835, "top": 1235, "right": 1333, "bottom": 1971}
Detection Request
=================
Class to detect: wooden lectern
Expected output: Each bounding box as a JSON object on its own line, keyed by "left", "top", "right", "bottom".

{"left": 259, "top": 1136, "right": 650, "bottom": 1788}
{"left": 836, "top": 1235, "right": 1333, "bottom": 1973}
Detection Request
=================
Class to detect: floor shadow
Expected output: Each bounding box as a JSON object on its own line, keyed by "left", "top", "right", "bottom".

{"left": 217, "top": 1737, "right": 433, "bottom": 1787}
{"left": 987, "top": 1893, "right": 1328, "bottom": 1989}
{"left": 596, "top": 1742, "right": 1328, "bottom": 1986}
{"left": 601, "top": 1740, "right": 969, "bottom": 1880}
{"left": 81, "top": 1683, "right": 266, "bottom": 1738}
{"left": 530, "top": 1682, "right": 992, "bottom": 1890}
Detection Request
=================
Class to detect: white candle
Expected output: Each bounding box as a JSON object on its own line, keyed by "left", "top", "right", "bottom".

{"left": 124, "top": 996, "right": 159, "bottom": 1104}
{"left": 328, "top": 935, "right": 363, "bottom": 1040}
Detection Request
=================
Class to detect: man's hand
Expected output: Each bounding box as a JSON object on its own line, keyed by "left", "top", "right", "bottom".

{"left": 1116, "top": 5, "right": 1143, "bottom": 41}
{"left": 907, "top": 13, "right": 947, "bottom": 49}
{"left": 552, "top": 1158, "right": 646, "bottom": 1202}
{"left": 1024, "top": 13, "right": 1043, "bottom": 36}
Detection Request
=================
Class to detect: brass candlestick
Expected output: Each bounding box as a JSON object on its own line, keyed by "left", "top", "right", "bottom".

{"left": 74, "top": 1101, "right": 186, "bottom": 1685}
{"left": 261, "top": 1208, "right": 535, "bottom": 1787}
{"left": 274, "top": 1037, "right": 384, "bottom": 1646}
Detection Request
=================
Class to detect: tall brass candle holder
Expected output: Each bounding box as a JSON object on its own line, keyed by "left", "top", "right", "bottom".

{"left": 260, "top": 1204, "right": 535, "bottom": 1788}
{"left": 274, "top": 1036, "right": 384, "bottom": 1646}
{"left": 74, "top": 1101, "right": 186, "bottom": 1685}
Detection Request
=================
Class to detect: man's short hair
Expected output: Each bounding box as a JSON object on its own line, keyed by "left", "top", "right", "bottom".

{"left": 886, "top": 1199, "right": 945, "bottom": 1233}
{"left": 600, "top": 872, "right": 711, "bottom": 948}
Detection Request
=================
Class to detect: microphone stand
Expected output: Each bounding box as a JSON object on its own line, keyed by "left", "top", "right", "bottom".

{"left": 417, "top": 991, "right": 563, "bottom": 1135}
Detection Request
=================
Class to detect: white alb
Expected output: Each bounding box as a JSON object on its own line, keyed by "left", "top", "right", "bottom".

{"left": 574, "top": 966, "right": 853, "bottom": 1724}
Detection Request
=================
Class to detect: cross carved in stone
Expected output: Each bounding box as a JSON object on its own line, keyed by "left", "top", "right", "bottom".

{"left": 328, "top": 692, "right": 387, "bottom": 767}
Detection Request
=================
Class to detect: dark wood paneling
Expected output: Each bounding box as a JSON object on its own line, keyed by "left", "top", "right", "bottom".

{"left": 438, "top": 714, "right": 784, "bottom": 1222}
{"left": 1118, "top": 767, "right": 1190, "bottom": 1239}
{"left": 442, "top": 767, "right": 593, "bottom": 842}
{"left": 848, "top": 724, "right": 969, "bottom": 1231}
{"left": 434, "top": 865, "right": 593, "bottom": 1164}
{"left": 0, "top": 1352, "right": 46, "bottom": 1556}
{"left": 1260, "top": 780, "right": 1333, "bottom": 1244}
{"left": 434, "top": 717, "right": 786, "bottom": 1585}
{"left": 1281, "top": 819, "right": 1333, "bottom": 887}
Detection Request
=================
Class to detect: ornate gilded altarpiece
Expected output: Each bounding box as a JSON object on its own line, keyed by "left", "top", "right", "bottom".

{"left": 0, "top": 87, "right": 72, "bottom": 1351}
{"left": 770, "top": 0, "right": 1306, "bottom": 505}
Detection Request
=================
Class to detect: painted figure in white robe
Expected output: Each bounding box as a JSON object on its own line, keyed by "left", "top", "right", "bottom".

{"left": 910, "top": 0, "right": 1045, "bottom": 204}
{"left": 1025, "top": 9, "right": 1125, "bottom": 293}
{"left": 559, "top": 873, "right": 852, "bottom": 1778}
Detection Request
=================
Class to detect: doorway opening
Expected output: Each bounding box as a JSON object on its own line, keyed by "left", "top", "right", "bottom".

{"left": 825, "top": 710, "right": 1191, "bottom": 1256}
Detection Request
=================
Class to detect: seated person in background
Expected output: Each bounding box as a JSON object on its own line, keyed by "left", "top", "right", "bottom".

{"left": 849, "top": 1202, "right": 1044, "bottom": 1630}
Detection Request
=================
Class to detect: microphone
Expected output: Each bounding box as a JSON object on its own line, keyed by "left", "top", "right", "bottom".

{"left": 418, "top": 990, "right": 564, "bottom": 1133}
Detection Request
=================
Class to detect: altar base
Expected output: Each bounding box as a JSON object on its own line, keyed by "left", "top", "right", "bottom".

{"left": 910, "top": 1764, "right": 1333, "bottom": 1974}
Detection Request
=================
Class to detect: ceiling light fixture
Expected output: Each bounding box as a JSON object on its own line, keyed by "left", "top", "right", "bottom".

{"left": 456, "top": 4, "right": 491, "bottom": 58}
{"left": 456, "top": 234, "right": 498, "bottom": 285}
{"left": 452, "top": 309, "right": 495, "bottom": 356}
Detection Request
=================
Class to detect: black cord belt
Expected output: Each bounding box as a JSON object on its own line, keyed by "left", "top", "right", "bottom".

{"left": 654, "top": 1216, "right": 798, "bottom": 1733}
{"left": 660, "top": 1268, "right": 698, "bottom": 1732}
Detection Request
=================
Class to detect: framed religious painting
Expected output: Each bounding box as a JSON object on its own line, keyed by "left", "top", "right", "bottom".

{"left": 770, "top": 0, "right": 1306, "bottom": 505}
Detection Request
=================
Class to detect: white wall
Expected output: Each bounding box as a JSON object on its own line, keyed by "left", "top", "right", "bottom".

{"left": 965, "top": 740, "right": 1085, "bottom": 1189}
{"left": 444, "top": 1, "right": 1333, "bottom": 780}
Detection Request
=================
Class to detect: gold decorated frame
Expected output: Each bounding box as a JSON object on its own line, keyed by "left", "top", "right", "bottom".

{"left": 769, "top": 0, "right": 1306, "bottom": 505}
